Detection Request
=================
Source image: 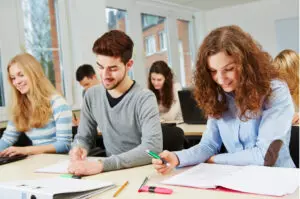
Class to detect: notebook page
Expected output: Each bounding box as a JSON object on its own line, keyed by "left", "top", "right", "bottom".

{"left": 35, "top": 157, "right": 101, "bottom": 174}
{"left": 217, "top": 165, "right": 300, "bottom": 196}
{"left": 161, "top": 163, "right": 241, "bottom": 188}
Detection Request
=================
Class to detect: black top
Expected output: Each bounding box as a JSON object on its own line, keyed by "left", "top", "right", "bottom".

{"left": 106, "top": 81, "right": 136, "bottom": 107}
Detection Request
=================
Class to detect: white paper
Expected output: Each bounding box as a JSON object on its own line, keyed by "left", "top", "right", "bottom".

{"left": 217, "top": 165, "right": 300, "bottom": 196}
{"left": 161, "top": 163, "right": 240, "bottom": 188}
{"left": 35, "top": 157, "right": 101, "bottom": 174}
{"left": 0, "top": 178, "right": 114, "bottom": 198}
{"left": 161, "top": 163, "right": 299, "bottom": 196}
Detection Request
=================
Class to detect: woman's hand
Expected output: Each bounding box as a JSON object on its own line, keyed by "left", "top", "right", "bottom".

{"left": 152, "top": 150, "right": 179, "bottom": 174}
{"left": 0, "top": 146, "right": 29, "bottom": 157}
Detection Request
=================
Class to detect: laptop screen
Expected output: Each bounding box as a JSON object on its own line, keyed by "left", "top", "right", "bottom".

{"left": 178, "top": 89, "right": 207, "bottom": 124}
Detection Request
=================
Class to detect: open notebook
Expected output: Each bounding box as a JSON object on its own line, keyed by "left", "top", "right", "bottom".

{"left": 161, "top": 163, "right": 299, "bottom": 196}
{"left": 0, "top": 178, "right": 115, "bottom": 199}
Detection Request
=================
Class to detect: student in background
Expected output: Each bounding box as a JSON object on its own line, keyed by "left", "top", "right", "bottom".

{"left": 76, "top": 64, "right": 100, "bottom": 97}
{"left": 152, "top": 25, "right": 295, "bottom": 174}
{"left": 274, "top": 49, "right": 299, "bottom": 125}
{"left": 73, "top": 64, "right": 100, "bottom": 126}
{"left": 148, "top": 60, "right": 183, "bottom": 121}
{"left": 68, "top": 30, "right": 162, "bottom": 176}
{"left": 0, "top": 53, "right": 72, "bottom": 156}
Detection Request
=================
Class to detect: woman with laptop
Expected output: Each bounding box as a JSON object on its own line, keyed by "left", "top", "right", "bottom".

{"left": 148, "top": 60, "right": 183, "bottom": 122}
{"left": 152, "top": 25, "right": 295, "bottom": 174}
{"left": 0, "top": 53, "right": 72, "bottom": 157}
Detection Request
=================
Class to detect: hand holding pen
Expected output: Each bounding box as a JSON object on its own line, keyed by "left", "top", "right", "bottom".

{"left": 149, "top": 150, "right": 179, "bottom": 174}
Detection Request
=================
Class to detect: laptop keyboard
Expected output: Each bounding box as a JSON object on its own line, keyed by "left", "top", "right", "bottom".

{"left": 0, "top": 155, "right": 27, "bottom": 165}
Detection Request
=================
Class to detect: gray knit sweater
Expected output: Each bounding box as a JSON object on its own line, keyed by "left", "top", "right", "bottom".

{"left": 72, "top": 83, "right": 163, "bottom": 171}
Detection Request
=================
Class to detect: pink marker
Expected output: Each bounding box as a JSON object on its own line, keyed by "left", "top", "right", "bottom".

{"left": 138, "top": 186, "right": 173, "bottom": 194}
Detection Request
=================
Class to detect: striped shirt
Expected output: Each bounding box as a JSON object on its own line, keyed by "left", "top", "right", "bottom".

{"left": 0, "top": 95, "right": 72, "bottom": 153}
{"left": 175, "top": 80, "right": 295, "bottom": 168}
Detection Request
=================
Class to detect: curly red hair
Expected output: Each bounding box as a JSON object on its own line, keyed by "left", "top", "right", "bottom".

{"left": 194, "top": 25, "right": 278, "bottom": 120}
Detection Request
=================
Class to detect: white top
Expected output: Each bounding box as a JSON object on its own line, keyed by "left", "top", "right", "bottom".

{"left": 159, "top": 82, "right": 183, "bottom": 121}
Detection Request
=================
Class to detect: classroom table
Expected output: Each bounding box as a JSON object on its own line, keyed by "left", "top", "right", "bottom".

{"left": 177, "top": 123, "right": 206, "bottom": 136}
{"left": 0, "top": 154, "right": 298, "bottom": 199}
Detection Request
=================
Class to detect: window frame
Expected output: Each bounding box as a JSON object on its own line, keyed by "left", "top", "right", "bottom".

{"left": 145, "top": 35, "right": 156, "bottom": 56}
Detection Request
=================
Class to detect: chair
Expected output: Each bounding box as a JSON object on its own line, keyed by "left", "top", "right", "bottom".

{"left": 161, "top": 124, "right": 185, "bottom": 151}
{"left": 0, "top": 128, "right": 32, "bottom": 147}
{"left": 289, "top": 126, "right": 299, "bottom": 168}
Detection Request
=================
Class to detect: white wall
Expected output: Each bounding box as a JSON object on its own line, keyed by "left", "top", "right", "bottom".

{"left": 197, "top": 0, "right": 299, "bottom": 57}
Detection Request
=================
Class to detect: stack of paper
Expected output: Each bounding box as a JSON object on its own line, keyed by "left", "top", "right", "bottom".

{"left": 162, "top": 163, "right": 299, "bottom": 196}
{"left": 0, "top": 178, "right": 115, "bottom": 199}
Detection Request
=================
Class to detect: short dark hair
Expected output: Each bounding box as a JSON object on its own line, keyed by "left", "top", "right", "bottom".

{"left": 92, "top": 30, "right": 134, "bottom": 65}
{"left": 76, "top": 64, "right": 96, "bottom": 82}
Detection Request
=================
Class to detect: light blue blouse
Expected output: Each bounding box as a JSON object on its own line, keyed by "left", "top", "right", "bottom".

{"left": 176, "top": 80, "right": 295, "bottom": 168}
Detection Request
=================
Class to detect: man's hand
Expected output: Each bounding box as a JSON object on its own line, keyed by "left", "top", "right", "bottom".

{"left": 0, "top": 146, "right": 29, "bottom": 157}
{"left": 69, "top": 147, "right": 87, "bottom": 161}
{"left": 68, "top": 160, "right": 103, "bottom": 176}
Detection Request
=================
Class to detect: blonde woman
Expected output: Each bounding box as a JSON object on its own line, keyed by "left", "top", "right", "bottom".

{"left": 0, "top": 53, "right": 72, "bottom": 156}
{"left": 274, "top": 49, "right": 299, "bottom": 125}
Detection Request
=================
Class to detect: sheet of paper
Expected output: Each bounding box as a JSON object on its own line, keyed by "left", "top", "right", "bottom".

{"left": 161, "top": 163, "right": 241, "bottom": 188}
{"left": 35, "top": 157, "right": 101, "bottom": 174}
{"left": 0, "top": 178, "right": 114, "bottom": 197}
{"left": 217, "top": 165, "right": 300, "bottom": 196}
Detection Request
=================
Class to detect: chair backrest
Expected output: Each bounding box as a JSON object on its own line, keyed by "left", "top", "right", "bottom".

{"left": 0, "top": 128, "right": 32, "bottom": 147}
{"left": 161, "top": 124, "right": 185, "bottom": 151}
{"left": 289, "top": 126, "right": 299, "bottom": 168}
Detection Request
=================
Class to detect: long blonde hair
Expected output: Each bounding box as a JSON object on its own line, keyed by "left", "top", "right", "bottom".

{"left": 7, "top": 53, "right": 58, "bottom": 132}
{"left": 274, "top": 49, "right": 299, "bottom": 110}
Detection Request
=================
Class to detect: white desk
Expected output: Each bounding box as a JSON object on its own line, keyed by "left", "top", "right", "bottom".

{"left": 0, "top": 154, "right": 298, "bottom": 199}
{"left": 177, "top": 123, "right": 206, "bottom": 136}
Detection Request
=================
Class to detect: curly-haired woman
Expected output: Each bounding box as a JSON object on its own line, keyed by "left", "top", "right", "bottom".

{"left": 152, "top": 25, "right": 295, "bottom": 174}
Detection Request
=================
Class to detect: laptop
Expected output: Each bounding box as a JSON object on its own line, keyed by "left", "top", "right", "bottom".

{"left": 178, "top": 89, "right": 207, "bottom": 124}
{"left": 0, "top": 155, "right": 27, "bottom": 165}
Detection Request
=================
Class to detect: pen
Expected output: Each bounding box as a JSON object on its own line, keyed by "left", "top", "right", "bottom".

{"left": 145, "top": 150, "right": 169, "bottom": 166}
{"left": 138, "top": 177, "right": 149, "bottom": 192}
{"left": 113, "top": 180, "right": 128, "bottom": 197}
{"left": 73, "top": 112, "right": 77, "bottom": 121}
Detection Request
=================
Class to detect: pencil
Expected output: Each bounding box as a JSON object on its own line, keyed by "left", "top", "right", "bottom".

{"left": 73, "top": 112, "right": 77, "bottom": 121}
{"left": 113, "top": 181, "right": 129, "bottom": 197}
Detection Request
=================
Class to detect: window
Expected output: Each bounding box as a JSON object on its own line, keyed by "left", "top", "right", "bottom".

{"left": 141, "top": 13, "right": 170, "bottom": 69}
{"left": 177, "top": 19, "right": 194, "bottom": 87}
{"left": 21, "top": 0, "right": 64, "bottom": 94}
{"left": 106, "top": 7, "right": 128, "bottom": 32}
{"left": 145, "top": 36, "right": 156, "bottom": 55}
{"left": 105, "top": 7, "right": 134, "bottom": 78}
{"left": 158, "top": 31, "right": 167, "bottom": 51}
{"left": 0, "top": 49, "right": 4, "bottom": 107}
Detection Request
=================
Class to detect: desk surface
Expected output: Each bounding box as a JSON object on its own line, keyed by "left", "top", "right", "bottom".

{"left": 0, "top": 154, "right": 298, "bottom": 199}
{"left": 177, "top": 123, "right": 206, "bottom": 136}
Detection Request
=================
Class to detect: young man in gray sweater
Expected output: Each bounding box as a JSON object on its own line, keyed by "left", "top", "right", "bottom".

{"left": 68, "top": 30, "right": 163, "bottom": 175}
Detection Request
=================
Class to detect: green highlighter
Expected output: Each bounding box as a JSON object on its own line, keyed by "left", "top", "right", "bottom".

{"left": 60, "top": 174, "right": 81, "bottom": 179}
{"left": 145, "top": 149, "right": 169, "bottom": 165}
